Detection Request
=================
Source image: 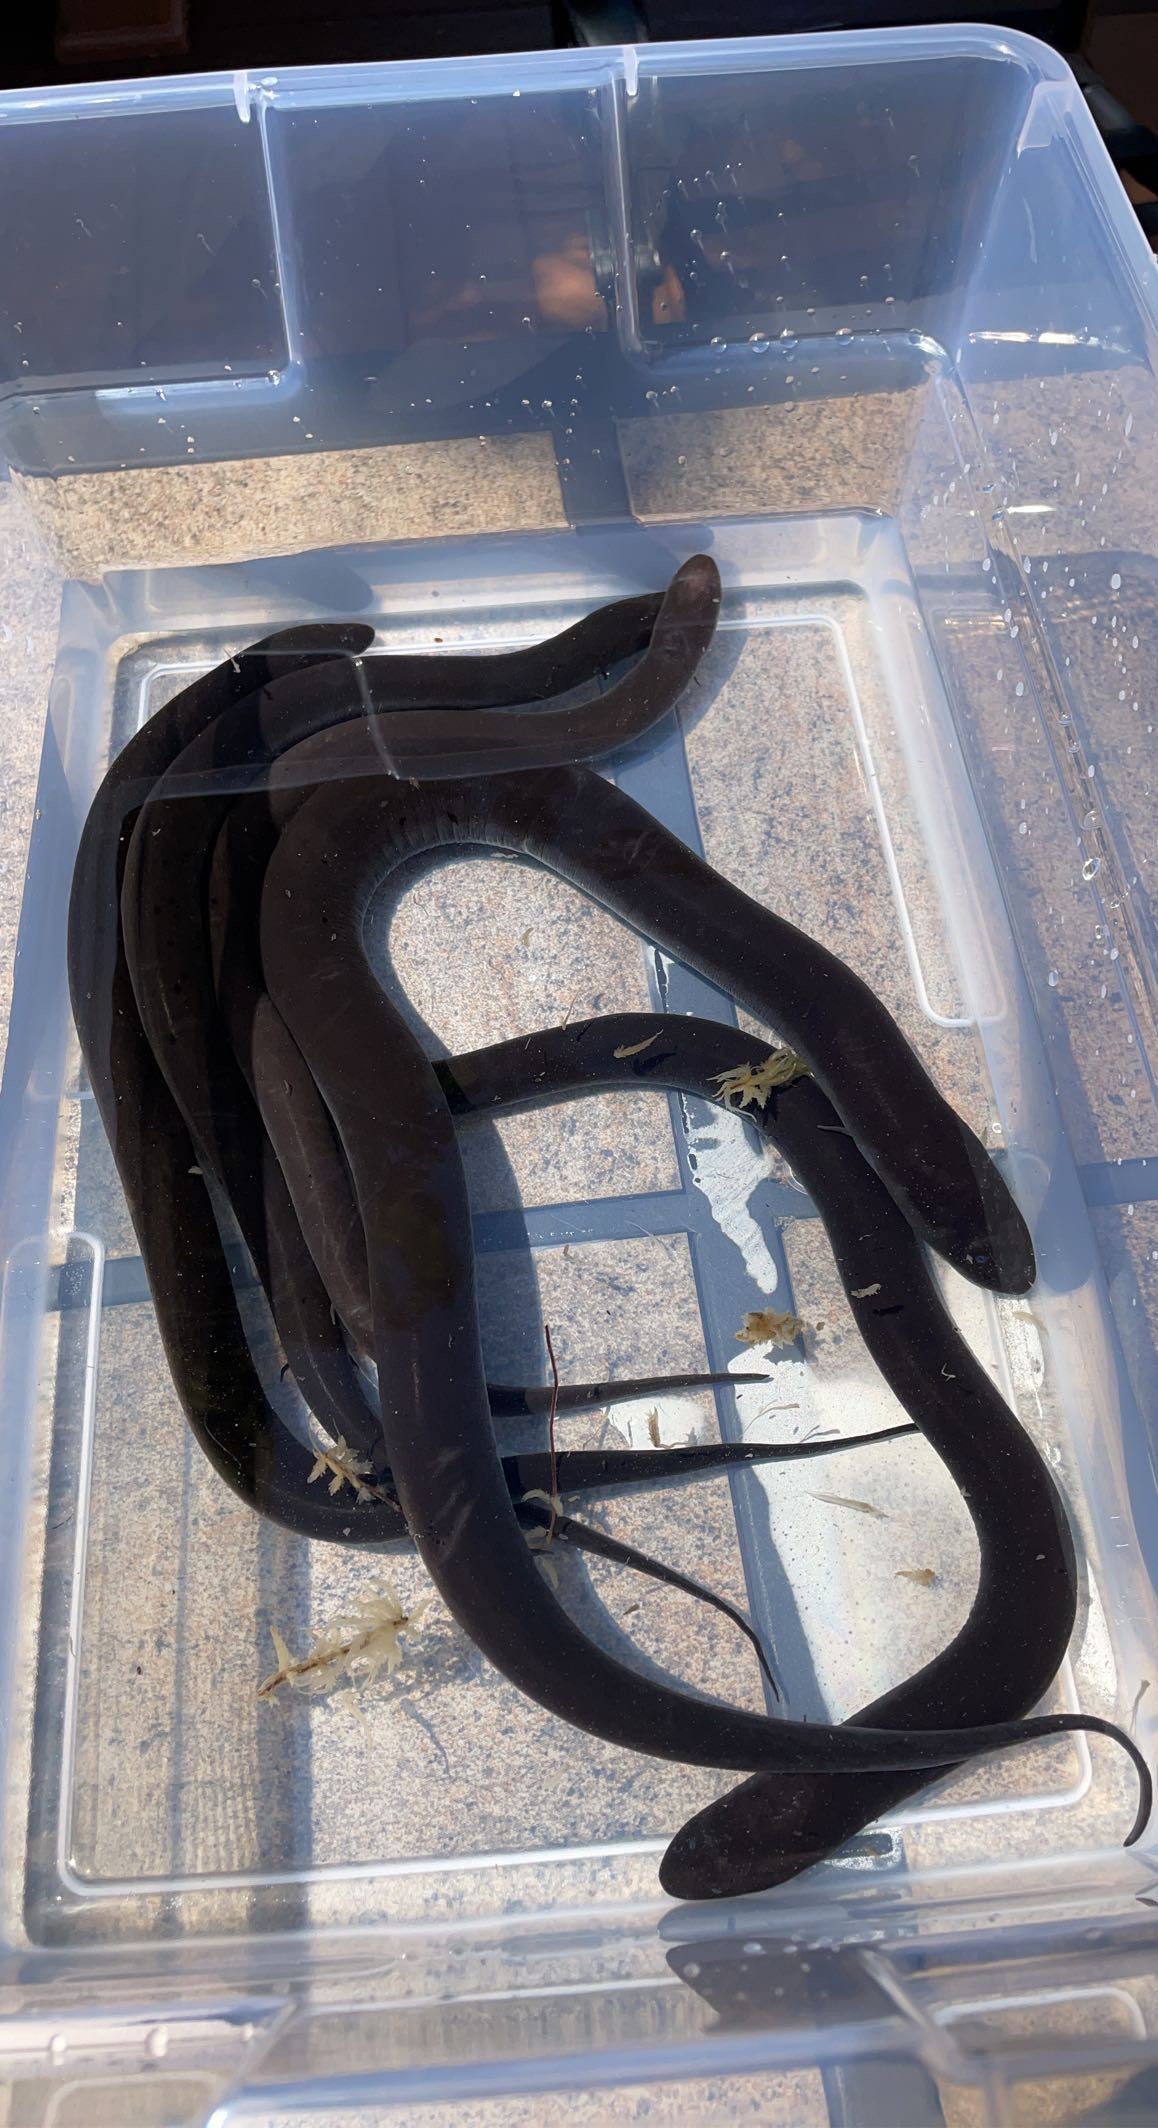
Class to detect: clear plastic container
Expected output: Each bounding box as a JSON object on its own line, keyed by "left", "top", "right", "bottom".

{"left": 0, "top": 25, "right": 1156, "bottom": 2127}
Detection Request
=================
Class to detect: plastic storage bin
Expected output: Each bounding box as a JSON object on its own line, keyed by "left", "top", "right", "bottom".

{"left": 0, "top": 23, "right": 1156, "bottom": 2126}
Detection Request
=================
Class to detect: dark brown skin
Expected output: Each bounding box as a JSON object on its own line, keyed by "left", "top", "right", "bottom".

{"left": 68, "top": 623, "right": 385, "bottom": 1481}
{"left": 69, "top": 572, "right": 878, "bottom": 1630}
{"left": 253, "top": 776, "right": 1148, "bottom": 1813}
{"left": 437, "top": 1014, "right": 1151, "bottom": 1890}
{"left": 251, "top": 742, "right": 1035, "bottom": 1305}
{"left": 70, "top": 568, "right": 881, "bottom": 1554}
{"left": 72, "top": 579, "right": 765, "bottom": 1488}
{"left": 118, "top": 560, "right": 733, "bottom": 1473}
{"left": 71, "top": 564, "right": 1148, "bottom": 1888}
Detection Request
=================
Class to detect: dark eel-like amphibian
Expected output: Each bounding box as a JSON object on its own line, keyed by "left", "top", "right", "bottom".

{"left": 113, "top": 549, "right": 1016, "bottom": 1516}
{"left": 70, "top": 572, "right": 886, "bottom": 1647}
{"left": 232, "top": 970, "right": 1140, "bottom": 1886}
{"left": 115, "top": 562, "right": 757, "bottom": 1468}
{"left": 71, "top": 581, "right": 769, "bottom": 1469}
{"left": 247, "top": 767, "right": 1145, "bottom": 1819}
{"left": 433, "top": 1014, "right": 1146, "bottom": 1890}
{"left": 72, "top": 564, "right": 916, "bottom": 1696}
{"left": 170, "top": 578, "right": 1033, "bottom": 1443}
{"left": 77, "top": 564, "right": 1148, "bottom": 1861}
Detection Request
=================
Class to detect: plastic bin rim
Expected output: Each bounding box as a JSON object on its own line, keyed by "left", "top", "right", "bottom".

{"left": 0, "top": 23, "right": 1076, "bottom": 124}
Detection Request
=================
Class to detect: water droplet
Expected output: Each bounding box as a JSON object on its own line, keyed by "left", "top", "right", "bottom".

{"left": 1014, "top": 681, "right": 1025, "bottom": 697}
{"left": 835, "top": 325, "right": 853, "bottom": 341}
{"left": 1082, "top": 856, "right": 1101, "bottom": 881}
{"left": 1110, "top": 572, "right": 1122, "bottom": 590}
{"left": 144, "top": 2026, "right": 169, "bottom": 2062}
{"left": 779, "top": 329, "right": 797, "bottom": 349}
{"left": 1125, "top": 412, "right": 1133, "bottom": 438}
{"left": 48, "top": 2035, "right": 66, "bottom": 2066}
{"left": 1047, "top": 969, "right": 1059, "bottom": 987}
{"left": 748, "top": 332, "right": 769, "bottom": 353}
{"left": 1018, "top": 821, "right": 1029, "bottom": 836}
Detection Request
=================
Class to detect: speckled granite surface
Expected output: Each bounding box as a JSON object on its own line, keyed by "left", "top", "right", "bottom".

{"left": 260, "top": 2073, "right": 831, "bottom": 2127}
{"left": 12, "top": 435, "right": 566, "bottom": 579}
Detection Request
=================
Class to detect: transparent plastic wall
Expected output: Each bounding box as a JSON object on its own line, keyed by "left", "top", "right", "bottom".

{"left": 0, "top": 30, "right": 1156, "bottom": 2128}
